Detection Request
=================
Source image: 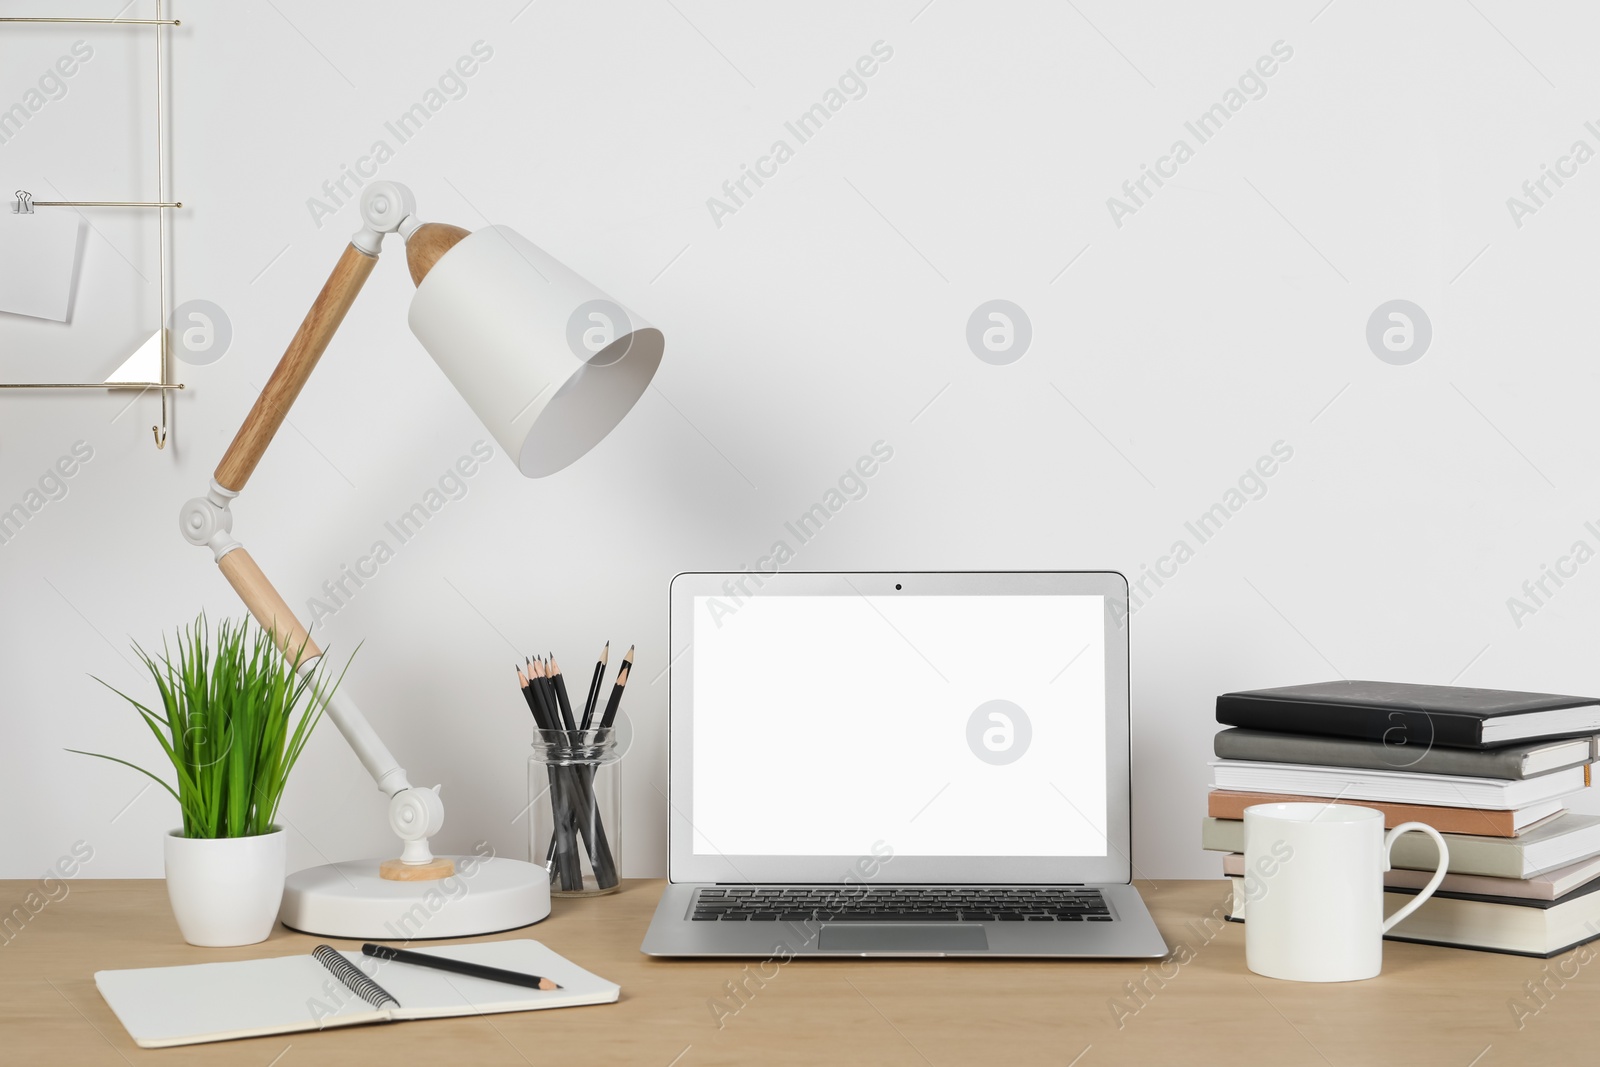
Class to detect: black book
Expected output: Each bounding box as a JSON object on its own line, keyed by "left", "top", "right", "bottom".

{"left": 1215, "top": 680, "right": 1600, "bottom": 750}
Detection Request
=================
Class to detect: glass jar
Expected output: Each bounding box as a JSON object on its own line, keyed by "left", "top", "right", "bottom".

{"left": 528, "top": 727, "right": 621, "bottom": 896}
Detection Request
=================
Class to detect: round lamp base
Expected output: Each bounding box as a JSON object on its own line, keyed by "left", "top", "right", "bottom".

{"left": 279, "top": 855, "right": 550, "bottom": 939}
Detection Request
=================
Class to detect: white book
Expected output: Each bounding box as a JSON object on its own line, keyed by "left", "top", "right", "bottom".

{"left": 1227, "top": 875, "right": 1600, "bottom": 958}
{"left": 1202, "top": 813, "right": 1600, "bottom": 880}
{"left": 1221, "top": 850, "right": 1600, "bottom": 902}
{"left": 1209, "top": 758, "right": 1586, "bottom": 810}
{"left": 95, "top": 939, "right": 619, "bottom": 1049}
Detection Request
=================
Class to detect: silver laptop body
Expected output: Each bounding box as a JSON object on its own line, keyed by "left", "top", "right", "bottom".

{"left": 641, "top": 571, "right": 1168, "bottom": 958}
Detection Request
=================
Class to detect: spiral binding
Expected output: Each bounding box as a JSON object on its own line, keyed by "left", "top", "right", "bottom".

{"left": 312, "top": 944, "right": 401, "bottom": 1010}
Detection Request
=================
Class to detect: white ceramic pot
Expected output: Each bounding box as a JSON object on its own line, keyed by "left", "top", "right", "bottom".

{"left": 163, "top": 827, "right": 287, "bottom": 946}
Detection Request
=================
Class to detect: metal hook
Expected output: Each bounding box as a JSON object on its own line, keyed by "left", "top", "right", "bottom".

{"left": 153, "top": 385, "right": 168, "bottom": 449}
{"left": 12, "top": 190, "right": 32, "bottom": 214}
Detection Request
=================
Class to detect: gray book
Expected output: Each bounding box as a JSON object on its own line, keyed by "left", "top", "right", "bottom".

{"left": 1214, "top": 728, "right": 1596, "bottom": 780}
{"left": 1200, "top": 813, "right": 1600, "bottom": 880}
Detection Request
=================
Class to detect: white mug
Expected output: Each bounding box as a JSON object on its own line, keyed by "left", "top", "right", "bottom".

{"left": 1241, "top": 802, "right": 1449, "bottom": 982}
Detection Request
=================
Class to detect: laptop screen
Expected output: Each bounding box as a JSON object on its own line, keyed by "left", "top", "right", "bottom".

{"left": 671, "top": 573, "right": 1128, "bottom": 883}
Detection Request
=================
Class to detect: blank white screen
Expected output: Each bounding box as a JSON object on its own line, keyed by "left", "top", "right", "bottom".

{"left": 690, "top": 594, "right": 1108, "bottom": 858}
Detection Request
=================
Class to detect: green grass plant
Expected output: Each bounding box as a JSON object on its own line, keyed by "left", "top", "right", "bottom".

{"left": 72, "top": 615, "right": 351, "bottom": 838}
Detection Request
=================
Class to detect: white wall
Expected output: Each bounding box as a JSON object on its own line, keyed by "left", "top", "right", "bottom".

{"left": 3, "top": 0, "right": 1597, "bottom": 882}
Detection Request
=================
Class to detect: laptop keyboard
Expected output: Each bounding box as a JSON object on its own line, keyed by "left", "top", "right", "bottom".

{"left": 690, "top": 887, "right": 1111, "bottom": 922}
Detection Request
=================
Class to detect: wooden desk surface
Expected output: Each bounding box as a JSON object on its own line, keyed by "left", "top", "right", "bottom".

{"left": 0, "top": 879, "right": 1590, "bottom": 1065}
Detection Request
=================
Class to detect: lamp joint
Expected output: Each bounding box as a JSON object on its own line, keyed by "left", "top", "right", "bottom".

{"left": 178, "top": 479, "right": 241, "bottom": 560}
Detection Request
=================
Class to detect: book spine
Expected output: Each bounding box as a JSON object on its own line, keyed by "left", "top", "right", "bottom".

{"left": 1215, "top": 695, "right": 1484, "bottom": 747}
{"left": 1227, "top": 877, "right": 1575, "bottom": 955}
{"left": 1225, "top": 853, "right": 1560, "bottom": 899}
{"left": 1205, "top": 791, "right": 1519, "bottom": 836}
{"left": 1213, "top": 729, "right": 1534, "bottom": 779}
{"left": 1209, "top": 763, "right": 1534, "bottom": 808}
{"left": 1202, "top": 824, "right": 1528, "bottom": 880}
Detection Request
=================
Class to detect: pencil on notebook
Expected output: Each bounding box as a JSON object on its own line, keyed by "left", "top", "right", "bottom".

{"left": 362, "top": 943, "right": 561, "bottom": 991}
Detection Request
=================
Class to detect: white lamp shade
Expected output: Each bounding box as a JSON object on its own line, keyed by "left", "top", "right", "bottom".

{"left": 407, "top": 225, "right": 664, "bottom": 477}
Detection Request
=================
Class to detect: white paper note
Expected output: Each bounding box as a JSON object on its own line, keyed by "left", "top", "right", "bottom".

{"left": 0, "top": 208, "right": 82, "bottom": 321}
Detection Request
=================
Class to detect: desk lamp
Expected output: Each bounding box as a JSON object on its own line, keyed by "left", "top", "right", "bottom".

{"left": 177, "top": 182, "right": 663, "bottom": 937}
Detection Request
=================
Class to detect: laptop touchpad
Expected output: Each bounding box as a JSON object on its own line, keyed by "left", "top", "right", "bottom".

{"left": 819, "top": 925, "right": 988, "bottom": 954}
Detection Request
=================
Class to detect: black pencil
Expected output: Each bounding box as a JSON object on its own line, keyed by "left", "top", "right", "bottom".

{"left": 548, "top": 654, "right": 579, "bottom": 734}
{"left": 527, "top": 659, "right": 582, "bottom": 889}
{"left": 520, "top": 661, "right": 552, "bottom": 731}
{"left": 598, "top": 646, "right": 634, "bottom": 731}
{"left": 517, "top": 664, "right": 545, "bottom": 727}
{"left": 545, "top": 657, "right": 613, "bottom": 885}
{"left": 579, "top": 642, "right": 609, "bottom": 731}
{"left": 536, "top": 658, "right": 565, "bottom": 735}
{"left": 524, "top": 648, "right": 620, "bottom": 891}
{"left": 362, "top": 943, "right": 561, "bottom": 991}
{"left": 528, "top": 659, "right": 560, "bottom": 735}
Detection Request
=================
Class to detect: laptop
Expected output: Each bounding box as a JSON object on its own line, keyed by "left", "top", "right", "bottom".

{"left": 641, "top": 571, "right": 1168, "bottom": 958}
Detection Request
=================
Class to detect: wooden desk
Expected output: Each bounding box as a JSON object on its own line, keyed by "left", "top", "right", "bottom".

{"left": 1, "top": 879, "right": 1591, "bottom": 1065}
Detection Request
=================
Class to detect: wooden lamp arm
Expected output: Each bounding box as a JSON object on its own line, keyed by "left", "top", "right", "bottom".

{"left": 209, "top": 192, "right": 467, "bottom": 495}
{"left": 217, "top": 547, "right": 322, "bottom": 664}
{"left": 213, "top": 244, "right": 377, "bottom": 493}
{"left": 199, "top": 235, "right": 376, "bottom": 668}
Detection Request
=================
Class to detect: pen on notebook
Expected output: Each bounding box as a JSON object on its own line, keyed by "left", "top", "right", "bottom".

{"left": 361, "top": 943, "right": 561, "bottom": 991}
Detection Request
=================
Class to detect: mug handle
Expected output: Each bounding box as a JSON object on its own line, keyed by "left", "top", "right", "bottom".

{"left": 1380, "top": 821, "right": 1450, "bottom": 934}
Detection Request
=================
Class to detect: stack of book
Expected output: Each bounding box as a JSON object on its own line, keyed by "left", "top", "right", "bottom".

{"left": 1204, "top": 680, "right": 1600, "bottom": 958}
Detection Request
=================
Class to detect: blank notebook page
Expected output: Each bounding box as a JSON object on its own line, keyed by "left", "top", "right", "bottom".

{"left": 96, "top": 953, "right": 381, "bottom": 1046}
{"left": 96, "top": 940, "right": 620, "bottom": 1048}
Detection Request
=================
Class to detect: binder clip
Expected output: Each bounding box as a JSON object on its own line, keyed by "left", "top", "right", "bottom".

{"left": 12, "top": 190, "right": 33, "bottom": 214}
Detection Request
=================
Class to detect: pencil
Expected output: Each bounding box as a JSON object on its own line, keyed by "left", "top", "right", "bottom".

{"left": 536, "top": 657, "right": 565, "bottom": 735}
{"left": 598, "top": 646, "right": 634, "bottom": 731}
{"left": 520, "top": 660, "right": 551, "bottom": 731}
{"left": 549, "top": 654, "right": 579, "bottom": 734}
{"left": 517, "top": 664, "right": 544, "bottom": 726}
{"left": 535, "top": 659, "right": 560, "bottom": 729}
{"left": 579, "top": 639, "right": 608, "bottom": 729}
{"left": 362, "top": 943, "right": 561, "bottom": 991}
{"left": 549, "top": 657, "right": 613, "bottom": 886}
{"left": 527, "top": 659, "right": 582, "bottom": 889}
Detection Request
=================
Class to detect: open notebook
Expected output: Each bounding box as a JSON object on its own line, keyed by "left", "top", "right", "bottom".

{"left": 95, "top": 939, "right": 619, "bottom": 1049}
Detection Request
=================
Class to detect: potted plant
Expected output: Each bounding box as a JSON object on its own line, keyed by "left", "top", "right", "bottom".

{"left": 73, "top": 615, "right": 348, "bottom": 946}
